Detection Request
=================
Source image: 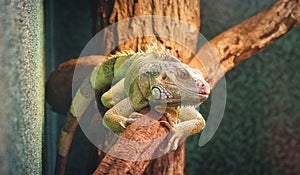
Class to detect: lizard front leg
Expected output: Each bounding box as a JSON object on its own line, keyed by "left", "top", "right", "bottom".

{"left": 101, "top": 78, "right": 127, "bottom": 108}
{"left": 103, "top": 97, "right": 136, "bottom": 134}
{"left": 166, "top": 106, "right": 206, "bottom": 151}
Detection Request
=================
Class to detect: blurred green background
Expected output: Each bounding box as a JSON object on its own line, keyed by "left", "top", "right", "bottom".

{"left": 45, "top": 0, "right": 300, "bottom": 174}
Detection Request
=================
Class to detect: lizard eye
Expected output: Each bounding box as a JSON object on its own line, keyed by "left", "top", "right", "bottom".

{"left": 151, "top": 87, "right": 161, "bottom": 100}
{"left": 178, "top": 69, "right": 189, "bottom": 79}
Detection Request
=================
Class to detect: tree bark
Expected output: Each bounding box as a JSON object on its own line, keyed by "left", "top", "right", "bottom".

{"left": 94, "top": 0, "right": 201, "bottom": 63}
{"left": 188, "top": 0, "right": 300, "bottom": 87}
{"left": 46, "top": 0, "right": 300, "bottom": 174}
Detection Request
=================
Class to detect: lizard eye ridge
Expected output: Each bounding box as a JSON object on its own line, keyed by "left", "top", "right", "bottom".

{"left": 178, "top": 69, "right": 189, "bottom": 79}
{"left": 151, "top": 87, "right": 161, "bottom": 100}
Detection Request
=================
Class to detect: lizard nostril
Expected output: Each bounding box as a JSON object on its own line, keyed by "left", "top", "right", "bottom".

{"left": 198, "top": 82, "right": 210, "bottom": 95}
{"left": 197, "top": 82, "right": 205, "bottom": 88}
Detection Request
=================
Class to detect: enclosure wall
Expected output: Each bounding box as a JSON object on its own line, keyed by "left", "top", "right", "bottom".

{"left": 0, "top": 0, "right": 44, "bottom": 174}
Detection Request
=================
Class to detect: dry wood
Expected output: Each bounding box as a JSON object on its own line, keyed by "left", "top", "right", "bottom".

{"left": 189, "top": 0, "right": 300, "bottom": 87}
{"left": 91, "top": 108, "right": 186, "bottom": 175}
{"left": 95, "top": 0, "right": 200, "bottom": 63}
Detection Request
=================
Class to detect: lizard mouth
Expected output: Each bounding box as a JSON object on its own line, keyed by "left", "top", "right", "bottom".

{"left": 176, "top": 83, "right": 210, "bottom": 99}
{"left": 198, "top": 92, "right": 209, "bottom": 98}
{"left": 198, "top": 87, "right": 210, "bottom": 98}
{"left": 186, "top": 89, "right": 209, "bottom": 100}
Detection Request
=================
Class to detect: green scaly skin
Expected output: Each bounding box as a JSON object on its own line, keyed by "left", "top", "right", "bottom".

{"left": 101, "top": 52, "right": 210, "bottom": 150}
{"left": 55, "top": 51, "right": 210, "bottom": 175}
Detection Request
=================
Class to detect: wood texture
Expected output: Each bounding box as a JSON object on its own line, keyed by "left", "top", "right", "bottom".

{"left": 188, "top": 0, "right": 300, "bottom": 87}
{"left": 95, "top": 0, "right": 200, "bottom": 63}
{"left": 92, "top": 109, "right": 169, "bottom": 175}
{"left": 91, "top": 109, "right": 186, "bottom": 175}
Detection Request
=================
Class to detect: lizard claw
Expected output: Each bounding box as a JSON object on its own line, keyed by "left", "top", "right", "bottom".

{"left": 162, "top": 127, "right": 185, "bottom": 153}
{"left": 165, "top": 112, "right": 177, "bottom": 128}
{"left": 126, "top": 112, "right": 147, "bottom": 124}
{"left": 126, "top": 118, "right": 137, "bottom": 124}
{"left": 119, "top": 121, "right": 127, "bottom": 129}
{"left": 160, "top": 120, "right": 173, "bottom": 130}
{"left": 128, "top": 112, "right": 146, "bottom": 119}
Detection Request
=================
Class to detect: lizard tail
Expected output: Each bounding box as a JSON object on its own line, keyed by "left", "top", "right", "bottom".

{"left": 55, "top": 77, "right": 94, "bottom": 175}
{"left": 55, "top": 111, "right": 79, "bottom": 175}
{"left": 54, "top": 53, "right": 134, "bottom": 174}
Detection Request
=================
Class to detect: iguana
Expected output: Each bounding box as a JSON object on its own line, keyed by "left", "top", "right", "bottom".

{"left": 55, "top": 49, "right": 210, "bottom": 174}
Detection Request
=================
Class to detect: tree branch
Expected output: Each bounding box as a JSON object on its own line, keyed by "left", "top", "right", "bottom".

{"left": 189, "top": 0, "right": 300, "bottom": 87}
{"left": 93, "top": 109, "right": 165, "bottom": 174}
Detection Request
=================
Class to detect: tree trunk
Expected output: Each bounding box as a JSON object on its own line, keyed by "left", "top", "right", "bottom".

{"left": 94, "top": 0, "right": 200, "bottom": 62}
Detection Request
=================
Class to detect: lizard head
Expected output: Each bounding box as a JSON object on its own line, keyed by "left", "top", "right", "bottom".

{"left": 124, "top": 52, "right": 210, "bottom": 110}
{"left": 147, "top": 63, "right": 210, "bottom": 108}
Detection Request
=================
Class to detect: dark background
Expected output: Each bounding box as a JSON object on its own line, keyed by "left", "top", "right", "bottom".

{"left": 44, "top": 0, "right": 300, "bottom": 174}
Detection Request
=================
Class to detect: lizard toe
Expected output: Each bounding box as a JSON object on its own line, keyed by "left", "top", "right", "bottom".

{"left": 126, "top": 118, "right": 137, "bottom": 124}
{"left": 128, "top": 112, "right": 146, "bottom": 119}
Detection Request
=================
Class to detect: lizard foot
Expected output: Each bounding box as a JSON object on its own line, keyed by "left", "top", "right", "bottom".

{"left": 162, "top": 127, "right": 186, "bottom": 153}
{"left": 159, "top": 112, "right": 177, "bottom": 130}
{"left": 126, "top": 112, "right": 147, "bottom": 124}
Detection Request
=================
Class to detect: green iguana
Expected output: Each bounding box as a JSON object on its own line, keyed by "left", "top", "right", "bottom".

{"left": 55, "top": 50, "right": 210, "bottom": 174}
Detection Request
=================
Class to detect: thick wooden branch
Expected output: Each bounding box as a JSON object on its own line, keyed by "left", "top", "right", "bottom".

{"left": 189, "top": 0, "right": 300, "bottom": 87}
{"left": 92, "top": 109, "right": 184, "bottom": 175}
{"left": 95, "top": 0, "right": 200, "bottom": 63}
{"left": 92, "top": 109, "right": 185, "bottom": 175}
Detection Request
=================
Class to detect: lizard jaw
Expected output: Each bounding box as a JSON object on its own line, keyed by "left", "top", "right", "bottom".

{"left": 150, "top": 84, "right": 207, "bottom": 108}
{"left": 176, "top": 83, "right": 210, "bottom": 101}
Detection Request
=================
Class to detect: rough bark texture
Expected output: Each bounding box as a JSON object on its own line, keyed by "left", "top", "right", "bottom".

{"left": 46, "top": 0, "right": 300, "bottom": 174}
{"left": 90, "top": 108, "right": 187, "bottom": 175}
{"left": 145, "top": 142, "right": 186, "bottom": 175}
{"left": 92, "top": 109, "right": 171, "bottom": 175}
{"left": 95, "top": 0, "right": 201, "bottom": 63}
{"left": 188, "top": 0, "right": 300, "bottom": 87}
